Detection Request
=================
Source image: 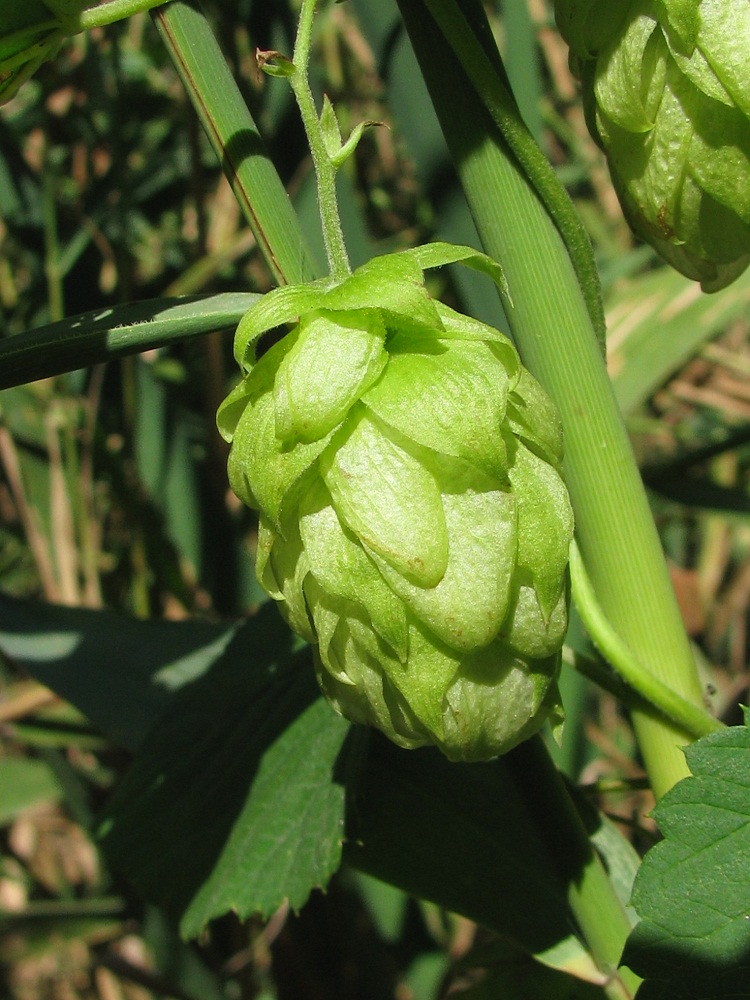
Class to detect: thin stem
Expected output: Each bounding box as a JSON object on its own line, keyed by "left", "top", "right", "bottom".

{"left": 289, "top": 0, "right": 351, "bottom": 281}
{"left": 292, "top": 0, "right": 316, "bottom": 70}
{"left": 570, "top": 540, "right": 722, "bottom": 739}
{"left": 42, "top": 142, "right": 64, "bottom": 324}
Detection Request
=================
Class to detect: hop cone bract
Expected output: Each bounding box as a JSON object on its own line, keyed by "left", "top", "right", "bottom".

{"left": 218, "top": 247, "right": 573, "bottom": 762}
{"left": 556, "top": 0, "right": 750, "bottom": 290}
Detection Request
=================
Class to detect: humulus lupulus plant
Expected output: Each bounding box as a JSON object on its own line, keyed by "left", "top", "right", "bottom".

{"left": 218, "top": 245, "right": 574, "bottom": 761}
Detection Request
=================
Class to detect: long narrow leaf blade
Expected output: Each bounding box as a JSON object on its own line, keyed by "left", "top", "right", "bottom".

{"left": 152, "top": 1, "right": 320, "bottom": 287}
{"left": 0, "top": 293, "right": 258, "bottom": 387}
{"left": 607, "top": 265, "right": 750, "bottom": 415}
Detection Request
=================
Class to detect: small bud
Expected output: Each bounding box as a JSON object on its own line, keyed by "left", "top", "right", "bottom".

{"left": 255, "top": 48, "right": 295, "bottom": 79}
{"left": 320, "top": 95, "right": 343, "bottom": 159}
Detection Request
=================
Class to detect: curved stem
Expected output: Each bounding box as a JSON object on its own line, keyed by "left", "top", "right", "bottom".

{"left": 569, "top": 541, "right": 722, "bottom": 740}
{"left": 290, "top": 0, "right": 351, "bottom": 281}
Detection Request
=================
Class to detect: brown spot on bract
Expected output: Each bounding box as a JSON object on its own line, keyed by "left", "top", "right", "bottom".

{"left": 657, "top": 203, "right": 675, "bottom": 240}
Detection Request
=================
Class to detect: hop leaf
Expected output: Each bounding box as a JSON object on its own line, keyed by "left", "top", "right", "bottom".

{"left": 218, "top": 245, "right": 573, "bottom": 762}
{"left": 556, "top": 0, "right": 750, "bottom": 291}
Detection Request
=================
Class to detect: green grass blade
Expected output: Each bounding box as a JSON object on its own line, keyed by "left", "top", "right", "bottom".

{"left": 0, "top": 293, "right": 259, "bottom": 388}
{"left": 607, "top": 265, "right": 750, "bottom": 414}
{"left": 151, "top": 1, "right": 320, "bottom": 287}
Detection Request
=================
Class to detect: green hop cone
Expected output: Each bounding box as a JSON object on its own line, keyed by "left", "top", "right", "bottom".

{"left": 218, "top": 245, "right": 573, "bottom": 762}
{"left": 556, "top": 0, "right": 750, "bottom": 291}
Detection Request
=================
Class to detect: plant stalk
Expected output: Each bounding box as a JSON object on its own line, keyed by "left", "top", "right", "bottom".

{"left": 398, "top": 0, "right": 706, "bottom": 799}
{"left": 153, "top": 1, "right": 319, "bottom": 287}
{"left": 55, "top": 0, "right": 174, "bottom": 31}
{"left": 289, "top": 0, "right": 351, "bottom": 280}
{"left": 510, "top": 737, "right": 641, "bottom": 998}
{"left": 570, "top": 541, "right": 722, "bottom": 740}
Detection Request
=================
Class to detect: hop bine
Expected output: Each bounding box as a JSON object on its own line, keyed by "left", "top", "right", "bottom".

{"left": 218, "top": 245, "right": 573, "bottom": 762}
{"left": 556, "top": 0, "right": 750, "bottom": 291}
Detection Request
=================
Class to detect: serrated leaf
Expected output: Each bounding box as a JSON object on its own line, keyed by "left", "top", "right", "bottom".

{"left": 0, "top": 597, "right": 629, "bottom": 975}
{"left": 99, "top": 613, "right": 352, "bottom": 938}
{"left": 623, "top": 710, "right": 750, "bottom": 998}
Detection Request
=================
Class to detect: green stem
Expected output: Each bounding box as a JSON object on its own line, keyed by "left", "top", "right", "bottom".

{"left": 0, "top": 294, "right": 260, "bottom": 390}
{"left": 421, "top": 0, "right": 606, "bottom": 349}
{"left": 511, "top": 738, "right": 641, "bottom": 999}
{"left": 153, "top": 1, "right": 319, "bottom": 287}
{"left": 398, "top": 0, "right": 706, "bottom": 799}
{"left": 51, "top": 0, "right": 172, "bottom": 32}
{"left": 570, "top": 541, "right": 722, "bottom": 739}
{"left": 289, "top": 0, "right": 351, "bottom": 281}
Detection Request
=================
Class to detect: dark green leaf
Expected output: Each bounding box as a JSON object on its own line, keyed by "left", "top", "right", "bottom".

{"left": 624, "top": 710, "right": 750, "bottom": 998}
{"left": 0, "top": 592, "right": 240, "bottom": 751}
{"left": 0, "top": 595, "right": 352, "bottom": 936}
{"left": 1, "top": 597, "right": 628, "bottom": 968}
{"left": 99, "top": 613, "right": 352, "bottom": 937}
{"left": 346, "top": 736, "right": 596, "bottom": 967}
{"left": 348, "top": 871, "right": 409, "bottom": 944}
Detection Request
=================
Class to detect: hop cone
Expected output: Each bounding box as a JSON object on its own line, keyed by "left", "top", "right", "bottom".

{"left": 556, "top": 0, "right": 750, "bottom": 290}
{"left": 218, "top": 246, "right": 573, "bottom": 762}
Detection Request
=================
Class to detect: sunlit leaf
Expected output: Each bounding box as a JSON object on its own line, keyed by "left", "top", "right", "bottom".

{"left": 624, "top": 710, "right": 750, "bottom": 998}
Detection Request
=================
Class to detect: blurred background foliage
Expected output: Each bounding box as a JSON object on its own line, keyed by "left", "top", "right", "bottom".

{"left": 0, "top": 0, "right": 749, "bottom": 997}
